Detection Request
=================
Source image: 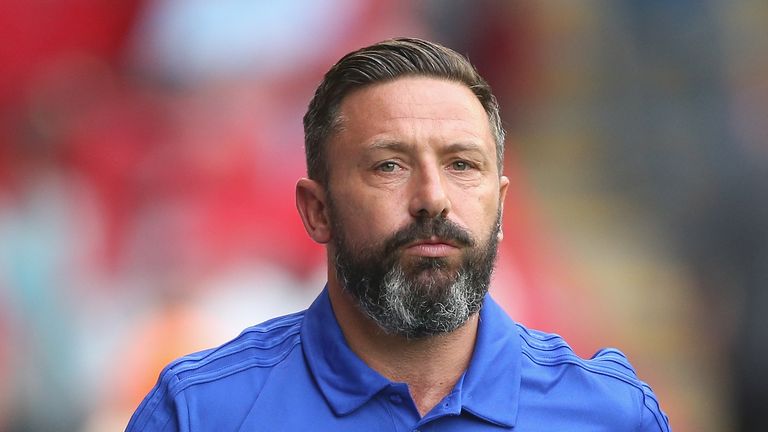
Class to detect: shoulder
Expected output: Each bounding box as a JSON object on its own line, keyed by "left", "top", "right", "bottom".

{"left": 516, "top": 323, "right": 637, "bottom": 377}
{"left": 127, "top": 311, "right": 306, "bottom": 431}
{"left": 515, "top": 324, "right": 670, "bottom": 431}
{"left": 160, "top": 310, "right": 305, "bottom": 391}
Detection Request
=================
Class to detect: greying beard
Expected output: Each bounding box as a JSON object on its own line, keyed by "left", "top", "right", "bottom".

{"left": 358, "top": 264, "right": 484, "bottom": 338}
{"left": 330, "top": 202, "right": 501, "bottom": 339}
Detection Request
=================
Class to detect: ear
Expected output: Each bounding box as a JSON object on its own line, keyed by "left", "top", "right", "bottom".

{"left": 497, "top": 175, "right": 510, "bottom": 242}
{"left": 296, "top": 178, "right": 331, "bottom": 244}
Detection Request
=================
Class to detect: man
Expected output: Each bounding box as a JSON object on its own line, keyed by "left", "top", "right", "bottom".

{"left": 127, "top": 38, "right": 671, "bottom": 431}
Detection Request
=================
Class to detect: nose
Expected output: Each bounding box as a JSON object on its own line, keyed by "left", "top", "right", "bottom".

{"left": 408, "top": 165, "right": 451, "bottom": 218}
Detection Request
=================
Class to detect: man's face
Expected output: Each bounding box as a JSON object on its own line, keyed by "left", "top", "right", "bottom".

{"left": 325, "top": 77, "right": 509, "bottom": 338}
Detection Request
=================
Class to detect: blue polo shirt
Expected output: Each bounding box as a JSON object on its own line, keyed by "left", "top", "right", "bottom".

{"left": 127, "top": 288, "right": 671, "bottom": 431}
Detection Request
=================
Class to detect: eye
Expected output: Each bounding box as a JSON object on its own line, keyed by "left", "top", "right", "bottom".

{"left": 377, "top": 161, "right": 400, "bottom": 172}
{"left": 450, "top": 160, "right": 472, "bottom": 171}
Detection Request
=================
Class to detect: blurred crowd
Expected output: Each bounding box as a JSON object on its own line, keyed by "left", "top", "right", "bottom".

{"left": 0, "top": 1, "right": 766, "bottom": 431}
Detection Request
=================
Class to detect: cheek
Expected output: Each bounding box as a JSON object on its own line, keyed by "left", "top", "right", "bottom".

{"left": 337, "top": 185, "right": 408, "bottom": 226}
{"left": 332, "top": 193, "right": 404, "bottom": 244}
{"left": 451, "top": 184, "right": 500, "bottom": 219}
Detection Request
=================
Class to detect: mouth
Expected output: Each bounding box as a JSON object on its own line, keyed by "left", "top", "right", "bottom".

{"left": 404, "top": 237, "right": 461, "bottom": 258}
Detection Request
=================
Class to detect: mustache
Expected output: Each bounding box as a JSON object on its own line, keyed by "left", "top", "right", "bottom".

{"left": 383, "top": 217, "right": 475, "bottom": 257}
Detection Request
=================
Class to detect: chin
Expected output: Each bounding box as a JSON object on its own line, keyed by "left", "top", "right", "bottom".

{"left": 410, "top": 269, "right": 459, "bottom": 293}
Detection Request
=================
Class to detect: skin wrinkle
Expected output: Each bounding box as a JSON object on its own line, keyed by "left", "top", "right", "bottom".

{"left": 362, "top": 142, "right": 491, "bottom": 177}
{"left": 317, "top": 79, "right": 504, "bottom": 183}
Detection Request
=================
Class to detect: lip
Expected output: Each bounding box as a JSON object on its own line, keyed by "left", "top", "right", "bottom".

{"left": 404, "top": 237, "right": 460, "bottom": 257}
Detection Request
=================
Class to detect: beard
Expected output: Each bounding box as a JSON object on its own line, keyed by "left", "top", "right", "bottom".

{"left": 329, "top": 200, "right": 501, "bottom": 339}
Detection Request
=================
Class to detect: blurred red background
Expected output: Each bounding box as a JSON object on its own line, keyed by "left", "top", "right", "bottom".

{"left": 2, "top": 1, "right": 767, "bottom": 431}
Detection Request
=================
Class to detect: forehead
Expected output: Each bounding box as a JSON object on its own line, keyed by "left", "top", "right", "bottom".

{"left": 335, "top": 76, "right": 494, "bottom": 148}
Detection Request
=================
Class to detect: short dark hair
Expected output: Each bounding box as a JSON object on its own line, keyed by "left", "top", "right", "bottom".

{"left": 303, "top": 37, "right": 505, "bottom": 184}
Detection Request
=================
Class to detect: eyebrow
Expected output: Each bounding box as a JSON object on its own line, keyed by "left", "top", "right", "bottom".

{"left": 366, "top": 140, "right": 485, "bottom": 154}
{"left": 442, "top": 142, "right": 485, "bottom": 154}
{"left": 367, "top": 139, "right": 411, "bottom": 152}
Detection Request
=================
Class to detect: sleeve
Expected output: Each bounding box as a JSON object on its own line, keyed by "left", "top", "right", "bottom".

{"left": 638, "top": 382, "right": 671, "bottom": 432}
{"left": 590, "top": 348, "right": 671, "bottom": 431}
{"left": 125, "top": 371, "right": 188, "bottom": 432}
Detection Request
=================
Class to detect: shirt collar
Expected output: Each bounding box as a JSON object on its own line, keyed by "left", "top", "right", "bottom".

{"left": 301, "top": 287, "right": 521, "bottom": 426}
{"left": 301, "top": 288, "right": 391, "bottom": 416}
{"left": 460, "top": 295, "right": 521, "bottom": 427}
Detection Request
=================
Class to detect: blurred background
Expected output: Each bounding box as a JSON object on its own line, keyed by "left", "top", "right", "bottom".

{"left": 1, "top": 1, "right": 766, "bottom": 431}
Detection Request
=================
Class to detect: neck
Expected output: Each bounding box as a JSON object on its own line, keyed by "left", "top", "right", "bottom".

{"left": 327, "top": 278, "right": 479, "bottom": 417}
